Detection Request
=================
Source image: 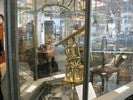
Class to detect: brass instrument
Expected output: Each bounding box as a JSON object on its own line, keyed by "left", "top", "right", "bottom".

{"left": 56, "top": 25, "right": 85, "bottom": 84}
{"left": 64, "top": 37, "right": 83, "bottom": 83}
{"left": 42, "top": 26, "right": 85, "bottom": 100}
{"left": 55, "top": 25, "right": 85, "bottom": 46}
{"left": 55, "top": 26, "right": 85, "bottom": 100}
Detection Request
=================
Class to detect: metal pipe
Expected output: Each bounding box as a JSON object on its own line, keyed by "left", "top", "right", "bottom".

{"left": 33, "top": 0, "right": 38, "bottom": 80}
{"left": 82, "top": 0, "right": 92, "bottom": 100}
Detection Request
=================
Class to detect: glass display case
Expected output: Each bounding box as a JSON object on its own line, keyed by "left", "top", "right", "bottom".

{"left": 3, "top": 0, "right": 133, "bottom": 100}
{"left": 88, "top": 0, "right": 133, "bottom": 99}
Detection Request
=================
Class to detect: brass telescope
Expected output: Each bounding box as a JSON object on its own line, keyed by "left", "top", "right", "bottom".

{"left": 55, "top": 25, "right": 85, "bottom": 46}
{"left": 47, "top": 25, "right": 85, "bottom": 100}
{"left": 56, "top": 25, "right": 85, "bottom": 84}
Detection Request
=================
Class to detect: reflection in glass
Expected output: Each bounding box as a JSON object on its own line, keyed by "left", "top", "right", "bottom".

{"left": 16, "top": 0, "right": 133, "bottom": 99}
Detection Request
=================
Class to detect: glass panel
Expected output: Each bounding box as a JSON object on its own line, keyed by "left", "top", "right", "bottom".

{"left": 17, "top": 0, "right": 85, "bottom": 99}
{"left": 17, "top": 0, "right": 35, "bottom": 94}
{"left": 15, "top": 0, "right": 133, "bottom": 99}
{"left": 90, "top": 0, "right": 133, "bottom": 98}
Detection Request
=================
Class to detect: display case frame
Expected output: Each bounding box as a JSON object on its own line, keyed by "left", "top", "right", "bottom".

{"left": 3, "top": 0, "right": 91, "bottom": 99}
{"left": 4, "top": 0, "right": 19, "bottom": 100}
{"left": 3, "top": 0, "right": 133, "bottom": 100}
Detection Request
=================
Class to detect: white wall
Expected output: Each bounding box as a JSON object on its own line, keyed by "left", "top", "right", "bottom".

{"left": 0, "top": 0, "right": 4, "bottom": 14}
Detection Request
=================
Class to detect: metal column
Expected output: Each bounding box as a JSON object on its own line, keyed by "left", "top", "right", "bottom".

{"left": 4, "top": 0, "right": 20, "bottom": 100}
{"left": 33, "top": 0, "right": 38, "bottom": 80}
{"left": 83, "top": 0, "right": 92, "bottom": 100}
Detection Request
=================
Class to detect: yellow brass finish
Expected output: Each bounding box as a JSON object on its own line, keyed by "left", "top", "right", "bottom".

{"left": 64, "top": 37, "right": 83, "bottom": 83}
{"left": 55, "top": 25, "right": 85, "bottom": 46}
{"left": 51, "top": 26, "right": 85, "bottom": 99}
{"left": 55, "top": 26, "right": 85, "bottom": 84}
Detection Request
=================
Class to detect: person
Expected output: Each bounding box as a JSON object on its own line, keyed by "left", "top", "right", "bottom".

{"left": 46, "top": 42, "right": 58, "bottom": 73}
{"left": 46, "top": 44, "right": 55, "bottom": 60}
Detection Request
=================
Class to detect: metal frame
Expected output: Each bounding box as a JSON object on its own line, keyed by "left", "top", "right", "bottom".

{"left": 83, "top": 0, "right": 92, "bottom": 100}
{"left": 3, "top": 0, "right": 92, "bottom": 100}
{"left": 33, "top": 0, "right": 38, "bottom": 80}
{"left": 4, "top": 0, "right": 19, "bottom": 100}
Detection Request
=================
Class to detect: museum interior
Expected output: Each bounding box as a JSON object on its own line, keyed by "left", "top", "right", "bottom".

{"left": 1, "top": 0, "right": 133, "bottom": 100}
